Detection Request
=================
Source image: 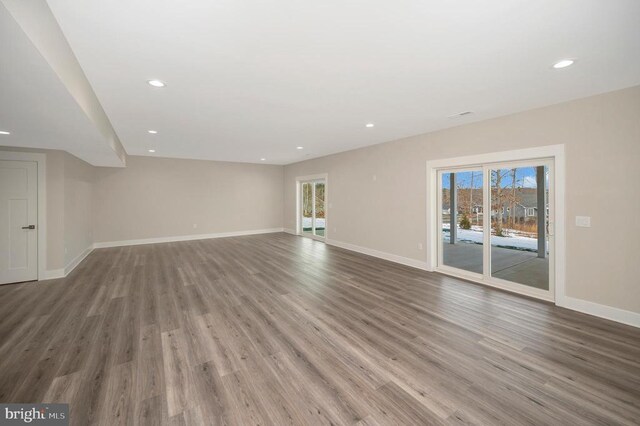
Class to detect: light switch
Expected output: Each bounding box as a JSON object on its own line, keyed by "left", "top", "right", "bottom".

{"left": 575, "top": 216, "right": 591, "bottom": 227}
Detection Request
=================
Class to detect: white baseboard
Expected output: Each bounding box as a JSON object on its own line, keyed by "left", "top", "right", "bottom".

{"left": 325, "top": 238, "right": 428, "bottom": 271}
{"left": 558, "top": 296, "right": 640, "bottom": 328}
{"left": 40, "top": 268, "right": 65, "bottom": 280}
{"left": 41, "top": 229, "right": 640, "bottom": 328}
{"left": 93, "top": 228, "right": 285, "bottom": 249}
{"left": 64, "top": 245, "right": 94, "bottom": 276}
{"left": 323, "top": 237, "right": 639, "bottom": 328}
{"left": 40, "top": 244, "right": 94, "bottom": 281}
{"left": 284, "top": 228, "right": 297, "bottom": 235}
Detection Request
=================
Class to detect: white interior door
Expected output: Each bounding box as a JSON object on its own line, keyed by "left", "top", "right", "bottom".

{"left": 0, "top": 160, "right": 38, "bottom": 284}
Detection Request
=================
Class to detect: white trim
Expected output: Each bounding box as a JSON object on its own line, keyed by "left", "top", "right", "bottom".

{"left": 325, "top": 238, "right": 428, "bottom": 271}
{"left": 40, "top": 269, "right": 64, "bottom": 280}
{"left": 426, "top": 144, "right": 565, "bottom": 304}
{"left": 561, "top": 297, "right": 640, "bottom": 328}
{"left": 64, "top": 245, "right": 94, "bottom": 276}
{"left": 0, "top": 151, "right": 47, "bottom": 282}
{"left": 93, "top": 228, "right": 284, "bottom": 249}
{"left": 284, "top": 228, "right": 297, "bottom": 235}
{"left": 435, "top": 265, "right": 555, "bottom": 302}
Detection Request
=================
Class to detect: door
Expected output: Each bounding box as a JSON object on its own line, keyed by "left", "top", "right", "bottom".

{"left": 0, "top": 160, "right": 38, "bottom": 284}
{"left": 488, "top": 160, "right": 553, "bottom": 294}
{"left": 299, "top": 179, "right": 326, "bottom": 240}
{"left": 437, "top": 159, "right": 554, "bottom": 300}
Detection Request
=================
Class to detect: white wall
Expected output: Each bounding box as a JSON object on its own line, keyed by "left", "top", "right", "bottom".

{"left": 284, "top": 86, "right": 640, "bottom": 315}
{"left": 92, "top": 156, "right": 284, "bottom": 244}
{"left": 63, "top": 152, "right": 95, "bottom": 266}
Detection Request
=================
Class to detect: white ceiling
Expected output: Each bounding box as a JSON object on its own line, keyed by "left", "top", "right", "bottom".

{"left": 0, "top": 2, "right": 124, "bottom": 166}
{"left": 11, "top": 1, "right": 640, "bottom": 165}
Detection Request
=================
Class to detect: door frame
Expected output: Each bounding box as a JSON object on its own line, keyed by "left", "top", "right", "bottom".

{"left": 426, "top": 145, "right": 565, "bottom": 304}
{"left": 295, "top": 173, "right": 328, "bottom": 241}
{"left": 0, "top": 151, "right": 47, "bottom": 282}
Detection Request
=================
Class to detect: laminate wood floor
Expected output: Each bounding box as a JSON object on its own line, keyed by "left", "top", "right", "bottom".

{"left": 1, "top": 233, "right": 639, "bottom": 425}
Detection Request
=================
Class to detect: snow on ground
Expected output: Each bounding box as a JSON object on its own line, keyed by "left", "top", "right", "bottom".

{"left": 442, "top": 224, "right": 540, "bottom": 251}
{"left": 302, "top": 217, "right": 325, "bottom": 229}
{"left": 301, "top": 218, "right": 538, "bottom": 251}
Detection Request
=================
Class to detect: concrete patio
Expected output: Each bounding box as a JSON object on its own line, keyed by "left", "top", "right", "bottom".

{"left": 442, "top": 241, "right": 549, "bottom": 290}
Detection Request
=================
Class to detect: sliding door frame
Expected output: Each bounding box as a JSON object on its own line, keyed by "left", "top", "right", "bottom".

{"left": 436, "top": 166, "right": 485, "bottom": 282}
{"left": 426, "top": 145, "right": 565, "bottom": 304}
{"left": 295, "top": 173, "right": 329, "bottom": 241}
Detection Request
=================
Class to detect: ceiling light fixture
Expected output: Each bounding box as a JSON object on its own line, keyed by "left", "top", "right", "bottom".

{"left": 148, "top": 130, "right": 158, "bottom": 134}
{"left": 0, "top": 130, "right": 10, "bottom": 135}
{"left": 147, "top": 79, "right": 166, "bottom": 87}
{"left": 148, "top": 149, "right": 156, "bottom": 153}
{"left": 553, "top": 59, "right": 575, "bottom": 69}
{"left": 296, "top": 146, "right": 304, "bottom": 150}
{"left": 260, "top": 158, "right": 266, "bottom": 161}
{"left": 365, "top": 123, "right": 374, "bottom": 128}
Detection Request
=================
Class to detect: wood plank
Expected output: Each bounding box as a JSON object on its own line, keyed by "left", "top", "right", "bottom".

{"left": 0, "top": 233, "right": 637, "bottom": 425}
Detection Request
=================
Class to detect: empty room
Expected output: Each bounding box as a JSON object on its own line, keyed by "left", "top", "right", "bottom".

{"left": 1, "top": 0, "right": 639, "bottom": 425}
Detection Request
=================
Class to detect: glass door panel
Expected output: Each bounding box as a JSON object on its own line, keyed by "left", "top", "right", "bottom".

{"left": 301, "top": 182, "right": 313, "bottom": 236}
{"left": 314, "top": 182, "right": 325, "bottom": 237}
{"left": 489, "top": 165, "right": 549, "bottom": 290}
{"left": 440, "top": 170, "right": 484, "bottom": 274}
{"left": 300, "top": 178, "right": 327, "bottom": 240}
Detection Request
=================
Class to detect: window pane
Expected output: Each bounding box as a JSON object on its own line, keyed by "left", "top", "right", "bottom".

{"left": 301, "top": 182, "right": 313, "bottom": 235}
{"left": 441, "top": 170, "right": 484, "bottom": 274}
{"left": 314, "top": 182, "right": 325, "bottom": 237}
{"left": 490, "top": 166, "right": 549, "bottom": 290}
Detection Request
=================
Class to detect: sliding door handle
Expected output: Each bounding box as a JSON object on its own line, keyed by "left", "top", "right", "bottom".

{"left": 22, "top": 225, "right": 36, "bottom": 230}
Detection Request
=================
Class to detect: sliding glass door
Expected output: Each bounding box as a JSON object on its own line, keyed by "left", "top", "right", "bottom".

{"left": 300, "top": 179, "right": 326, "bottom": 240}
{"left": 489, "top": 163, "right": 550, "bottom": 290}
{"left": 437, "top": 159, "right": 554, "bottom": 300}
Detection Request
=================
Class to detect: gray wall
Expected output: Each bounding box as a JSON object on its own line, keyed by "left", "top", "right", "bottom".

{"left": 284, "top": 86, "right": 640, "bottom": 314}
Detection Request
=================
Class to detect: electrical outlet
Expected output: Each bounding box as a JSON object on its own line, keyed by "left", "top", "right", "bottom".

{"left": 193, "top": 224, "right": 198, "bottom": 229}
{"left": 372, "top": 174, "right": 377, "bottom": 181}
{"left": 417, "top": 243, "right": 423, "bottom": 250}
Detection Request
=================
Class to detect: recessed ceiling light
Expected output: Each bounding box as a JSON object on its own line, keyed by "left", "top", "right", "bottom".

{"left": 148, "top": 149, "right": 156, "bottom": 153}
{"left": 0, "top": 130, "right": 10, "bottom": 135}
{"left": 148, "top": 130, "right": 158, "bottom": 134}
{"left": 147, "top": 79, "right": 166, "bottom": 87}
{"left": 296, "top": 146, "right": 304, "bottom": 150}
{"left": 553, "top": 59, "right": 575, "bottom": 69}
{"left": 365, "top": 123, "right": 374, "bottom": 128}
{"left": 260, "top": 158, "right": 266, "bottom": 161}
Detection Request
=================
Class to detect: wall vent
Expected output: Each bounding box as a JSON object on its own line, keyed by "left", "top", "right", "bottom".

{"left": 448, "top": 111, "right": 474, "bottom": 118}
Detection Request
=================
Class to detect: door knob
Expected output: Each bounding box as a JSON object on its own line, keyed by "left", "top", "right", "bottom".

{"left": 21, "top": 225, "right": 36, "bottom": 230}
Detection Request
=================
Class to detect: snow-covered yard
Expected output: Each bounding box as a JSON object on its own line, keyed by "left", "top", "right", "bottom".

{"left": 302, "top": 217, "right": 326, "bottom": 229}
{"left": 443, "top": 223, "right": 541, "bottom": 252}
